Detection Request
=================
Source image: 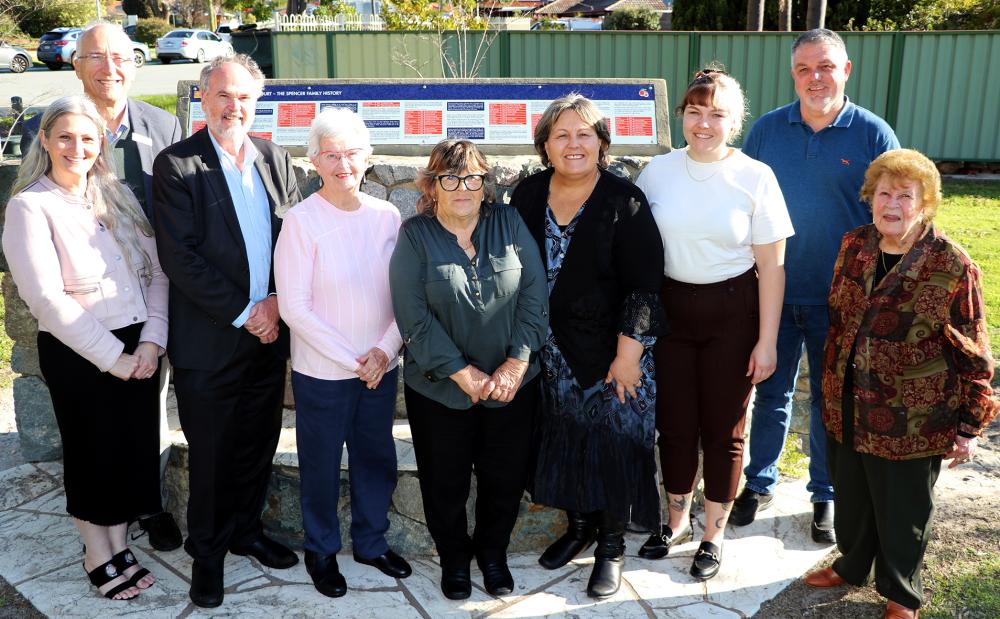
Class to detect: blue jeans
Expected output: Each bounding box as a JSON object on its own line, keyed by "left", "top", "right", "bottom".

{"left": 743, "top": 305, "right": 834, "bottom": 503}
{"left": 293, "top": 368, "right": 399, "bottom": 558}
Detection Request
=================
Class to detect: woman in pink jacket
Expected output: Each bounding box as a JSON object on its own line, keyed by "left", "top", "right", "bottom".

{"left": 3, "top": 95, "right": 168, "bottom": 600}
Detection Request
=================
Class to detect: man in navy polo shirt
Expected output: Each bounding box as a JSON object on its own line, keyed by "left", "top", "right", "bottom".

{"left": 731, "top": 28, "right": 900, "bottom": 542}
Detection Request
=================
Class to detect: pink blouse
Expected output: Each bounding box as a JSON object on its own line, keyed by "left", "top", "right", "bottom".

{"left": 2, "top": 175, "right": 168, "bottom": 371}
{"left": 274, "top": 191, "right": 403, "bottom": 381}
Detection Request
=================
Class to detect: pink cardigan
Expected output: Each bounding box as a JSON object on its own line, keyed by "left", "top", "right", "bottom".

{"left": 2, "top": 176, "right": 168, "bottom": 371}
{"left": 274, "top": 191, "right": 402, "bottom": 381}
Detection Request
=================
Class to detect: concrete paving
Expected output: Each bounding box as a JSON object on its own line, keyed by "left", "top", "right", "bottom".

{"left": 0, "top": 458, "right": 834, "bottom": 618}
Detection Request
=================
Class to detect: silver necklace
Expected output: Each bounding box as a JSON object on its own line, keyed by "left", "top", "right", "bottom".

{"left": 684, "top": 150, "right": 724, "bottom": 182}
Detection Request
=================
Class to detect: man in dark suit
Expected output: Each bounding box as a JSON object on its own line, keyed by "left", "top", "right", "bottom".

{"left": 152, "top": 54, "right": 302, "bottom": 608}
{"left": 22, "top": 21, "right": 184, "bottom": 552}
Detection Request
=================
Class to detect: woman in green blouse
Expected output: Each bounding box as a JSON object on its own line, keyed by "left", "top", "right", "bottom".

{"left": 389, "top": 139, "right": 548, "bottom": 601}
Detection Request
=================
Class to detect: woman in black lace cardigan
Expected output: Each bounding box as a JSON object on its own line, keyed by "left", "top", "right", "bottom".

{"left": 510, "top": 93, "right": 666, "bottom": 599}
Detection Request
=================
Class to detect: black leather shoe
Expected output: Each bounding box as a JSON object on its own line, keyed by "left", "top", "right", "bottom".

{"left": 690, "top": 541, "right": 722, "bottom": 581}
{"left": 478, "top": 560, "right": 514, "bottom": 596}
{"left": 230, "top": 535, "right": 299, "bottom": 569}
{"left": 538, "top": 511, "right": 597, "bottom": 570}
{"left": 587, "top": 515, "right": 625, "bottom": 599}
{"left": 189, "top": 559, "right": 224, "bottom": 608}
{"left": 811, "top": 501, "right": 836, "bottom": 543}
{"left": 638, "top": 523, "right": 693, "bottom": 560}
{"left": 729, "top": 487, "right": 774, "bottom": 526}
{"left": 305, "top": 550, "right": 347, "bottom": 598}
{"left": 440, "top": 564, "right": 472, "bottom": 600}
{"left": 353, "top": 549, "right": 412, "bottom": 578}
{"left": 137, "top": 512, "right": 182, "bottom": 551}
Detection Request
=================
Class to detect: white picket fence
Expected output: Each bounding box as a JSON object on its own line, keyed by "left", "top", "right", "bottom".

{"left": 273, "top": 13, "right": 387, "bottom": 31}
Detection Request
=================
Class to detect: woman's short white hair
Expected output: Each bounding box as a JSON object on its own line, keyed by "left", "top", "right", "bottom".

{"left": 307, "top": 107, "right": 372, "bottom": 159}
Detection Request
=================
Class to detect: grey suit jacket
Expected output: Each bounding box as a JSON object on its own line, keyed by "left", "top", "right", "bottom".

{"left": 21, "top": 99, "right": 182, "bottom": 223}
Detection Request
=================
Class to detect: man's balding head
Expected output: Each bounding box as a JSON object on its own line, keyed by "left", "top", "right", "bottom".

{"left": 73, "top": 23, "right": 136, "bottom": 114}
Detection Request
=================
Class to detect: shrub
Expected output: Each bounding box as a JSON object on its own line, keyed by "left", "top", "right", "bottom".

{"left": 17, "top": 0, "right": 96, "bottom": 38}
{"left": 134, "top": 17, "right": 172, "bottom": 46}
{"left": 603, "top": 7, "right": 661, "bottom": 30}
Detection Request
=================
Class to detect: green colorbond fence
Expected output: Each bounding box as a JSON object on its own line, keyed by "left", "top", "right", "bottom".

{"left": 271, "top": 30, "right": 1000, "bottom": 161}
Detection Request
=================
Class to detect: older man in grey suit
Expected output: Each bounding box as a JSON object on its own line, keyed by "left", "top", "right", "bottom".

{"left": 22, "top": 22, "right": 184, "bottom": 551}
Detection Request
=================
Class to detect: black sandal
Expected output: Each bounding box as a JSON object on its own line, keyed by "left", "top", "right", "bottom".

{"left": 85, "top": 557, "right": 136, "bottom": 599}
{"left": 112, "top": 549, "right": 152, "bottom": 589}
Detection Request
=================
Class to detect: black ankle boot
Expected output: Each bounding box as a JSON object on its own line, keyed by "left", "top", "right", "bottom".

{"left": 538, "top": 511, "right": 597, "bottom": 570}
{"left": 587, "top": 514, "right": 625, "bottom": 599}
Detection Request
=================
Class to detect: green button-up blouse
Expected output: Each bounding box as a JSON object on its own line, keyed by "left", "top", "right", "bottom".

{"left": 389, "top": 204, "right": 549, "bottom": 409}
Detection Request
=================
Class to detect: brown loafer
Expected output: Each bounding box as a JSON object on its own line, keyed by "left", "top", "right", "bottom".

{"left": 804, "top": 566, "right": 847, "bottom": 588}
{"left": 884, "top": 600, "right": 919, "bottom": 618}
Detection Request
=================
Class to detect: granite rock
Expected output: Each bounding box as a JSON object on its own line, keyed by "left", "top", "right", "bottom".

{"left": 362, "top": 180, "right": 388, "bottom": 201}
{"left": 12, "top": 376, "right": 61, "bottom": 461}
{"left": 10, "top": 344, "right": 38, "bottom": 376}
{"left": 2, "top": 274, "right": 36, "bottom": 345}
{"left": 389, "top": 186, "right": 422, "bottom": 221}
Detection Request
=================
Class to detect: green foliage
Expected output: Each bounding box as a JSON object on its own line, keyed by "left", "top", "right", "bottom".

{"left": 134, "top": 94, "right": 178, "bottom": 114}
{"left": 134, "top": 17, "right": 171, "bottom": 46}
{"left": 533, "top": 17, "right": 567, "bottom": 30}
{"left": 603, "top": 7, "right": 661, "bottom": 30}
{"left": 16, "top": 0, "right": 97, "bottom": 37}
{"left": 381, "top": 0, "right": 489, "bottom": 31}
{"left": 313, "top": 0, "right": 360, "bottom": 18}
{"left": 670, "top": 0, "right": 744, "bottom": 30}
{"left": 0, "top": 15, "right": 26, "bottom": 41}
{"left": 122, "top": 0, "right": 153, "bottom": 18}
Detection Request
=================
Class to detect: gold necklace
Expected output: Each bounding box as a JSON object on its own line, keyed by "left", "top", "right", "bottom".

{"left": 684, "top": 150, "right": 725, "bottom": 182}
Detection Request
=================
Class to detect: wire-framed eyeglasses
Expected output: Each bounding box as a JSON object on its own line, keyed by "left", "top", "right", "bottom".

{"left": 78, "top": 53, "right": 134, "bottom": 66}
{"left": 318, "top": 149, "right": 368, "bottom": 164}
{"left": 436, "top": 174, "right": 486, "bottom": 192}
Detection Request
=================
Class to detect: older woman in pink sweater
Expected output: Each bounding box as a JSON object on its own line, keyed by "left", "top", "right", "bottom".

{"left": 274, "top": 107, "right": 408, "bottom": 598}
{"left": 3, "top": 95, "right": 167, "bottom": 600}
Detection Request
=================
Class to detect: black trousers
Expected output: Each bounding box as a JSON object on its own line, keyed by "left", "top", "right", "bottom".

{"left": 39, "top": 324, "right": 162, "bottom": 525}
{"left": 827, "top": 436, "right": 941, "bottom": 609}
{"left": 405, "top": 378, "right": 537, "bottom": 569}
{"left": 173, "top": 334, "right": 286, "bottom": 563}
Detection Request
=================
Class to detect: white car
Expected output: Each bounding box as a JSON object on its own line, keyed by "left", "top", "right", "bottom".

{"left": 156, "top": 29, "right": 233, "bottom": 64}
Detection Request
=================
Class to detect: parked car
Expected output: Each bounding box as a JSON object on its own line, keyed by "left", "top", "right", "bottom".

{"left": 131, "top": 39, "right": 150, "bottom": 68}
{"left": 156, "top": 29, "right": 234, "bottom": 64}
{"left": 215, "top": 25, "right": 233, "bottom": 43}
{"left": 0, "top": 40, "right": 31, "bottom": 73}
{"left": 36, "top": 27, "right": 82, "bottom": 70}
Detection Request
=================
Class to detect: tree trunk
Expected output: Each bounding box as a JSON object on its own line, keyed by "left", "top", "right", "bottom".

{"left": 778, "top": 0, "right": 792, "bottom": 31}
{"left": 746, "top": 0, "right": 764, "bottom": 30}
{"left": 806, "top": 0, "right": 827, "bottom": 29}
{"left": 286, "top": 0, "right": 308, "bottom": 14}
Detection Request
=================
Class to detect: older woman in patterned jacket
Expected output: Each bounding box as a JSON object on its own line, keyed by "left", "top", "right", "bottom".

{"left": 804, "top": 149, "right": 998, "bottom": 619}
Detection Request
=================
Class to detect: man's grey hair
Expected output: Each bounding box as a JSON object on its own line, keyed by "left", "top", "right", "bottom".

{"left": 306, "top": 107, "right": 372, "bottom": 160}
{"left": 791, "top": 28, "right": 848, "bottom": 66}
{"left": 74, "top": 20, "right": 132, "bottom": 58}
{"left": 198, "top": 54, "right": 265, "bottom": 98}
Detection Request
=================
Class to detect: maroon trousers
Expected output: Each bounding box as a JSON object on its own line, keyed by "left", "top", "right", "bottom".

{"left": 655, "top": 268, "right": 759, "bottom": 504}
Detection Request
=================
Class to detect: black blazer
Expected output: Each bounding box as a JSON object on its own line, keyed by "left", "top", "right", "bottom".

{"left": 23, "top": 99, "right": 182, "bottom": 223}
{"left": 511, "top": 167, "right": 667, "bottom": 387}
{"left": 152, "top": 128, "right": 301, "bottom": 370}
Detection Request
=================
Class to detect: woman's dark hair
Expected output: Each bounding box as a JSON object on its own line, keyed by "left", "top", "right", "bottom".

{"left": 533, "top": 93, "right": 611, "bottom": 169}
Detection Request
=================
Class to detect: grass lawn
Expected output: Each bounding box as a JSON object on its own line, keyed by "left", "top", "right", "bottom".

{"left": 934, "top": 180, "right": 1000, "bottom": 356}
{"left": 134, "top": 94, "right": 179, "bottom": 115}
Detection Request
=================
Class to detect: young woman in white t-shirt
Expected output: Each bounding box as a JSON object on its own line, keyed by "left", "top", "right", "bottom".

{"left": 634, "top": 69, "right": 794, "bottom": 581}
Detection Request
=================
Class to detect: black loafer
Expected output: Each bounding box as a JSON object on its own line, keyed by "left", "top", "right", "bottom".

{"left": 189, "top": 559, "right": 224, "bottom": 608}
{"left": 729, "top": 487, "right": 774, "bottom": 527}
{"left": 230, "top": 535, "right": 299, "bottom": 569}
{"left": 638, "top": 523, "right": 693, "bottom": 560}
{"left": 353, "top": 549, "right": 412, "bottom": 578}
{"left": 137, "top": 512, "right": 182, "bottom": 552}
{"left": 690, "top": 541, "right": 722, "bottom": 581}
{"left": 305, "top": 551, "right": 347, "bottom": 598}
{"left": 479, "top": 560, "right": 514, "bottom": 596}
{"left": 440, "top": 564, "right": 472, "bottom": 600}
{"left": 811, "top": 501, "right": 836, "bottom": 543}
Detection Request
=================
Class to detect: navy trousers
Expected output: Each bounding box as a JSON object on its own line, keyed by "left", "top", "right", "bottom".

{"left": 293, "top": 368, "right": 399, "bottom": 558}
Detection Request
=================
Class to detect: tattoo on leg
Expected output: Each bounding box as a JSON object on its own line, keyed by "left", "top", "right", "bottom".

{"left": 669, "top": 496, "right": 689, "bottom": 512}
{"left": 714, "top": 502, "right": 733, "bottom": 530}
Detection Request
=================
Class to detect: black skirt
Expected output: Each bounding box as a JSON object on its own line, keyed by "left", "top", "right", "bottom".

{"left": 38, "top": 322, "right": 162, "bottom": 525}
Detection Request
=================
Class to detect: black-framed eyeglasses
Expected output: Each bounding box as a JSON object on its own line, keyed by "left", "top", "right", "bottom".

{"left": 436, "top": 174, "right": 486, "bottom": 192}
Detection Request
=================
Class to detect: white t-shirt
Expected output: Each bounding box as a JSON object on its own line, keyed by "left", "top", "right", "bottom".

{"left": 635, "top": 148, "right": 794, "bottom": 284}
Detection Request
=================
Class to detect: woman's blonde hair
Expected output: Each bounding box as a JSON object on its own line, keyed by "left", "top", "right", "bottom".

{"left": 13, "top": 95, "right": 154, "bottom": 280}
{"left": 415, "top": 139, "right": 494, "bottom": 216}
{"left": 860, "top": 149, "right": 942, "bottom": 222}
{"left": 533, "top": 93, "right": 611, "bottom": 169}
{"left": 676, "top": 64, "right": 749, "bottom": 143}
